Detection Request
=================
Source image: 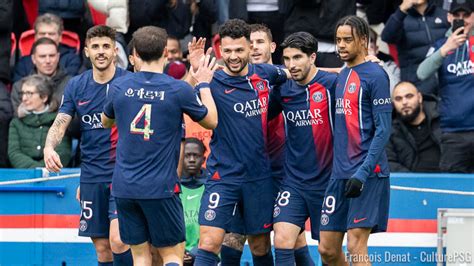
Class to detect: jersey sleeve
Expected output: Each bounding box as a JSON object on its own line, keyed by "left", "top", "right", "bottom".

{"left": 263, "top": 64, "right": 287, "bottom": 86}
{"left": 103, "top": 83, "right": 118, "bottom": 119}
{"left": 369, "top": 68, "right": 392, "bottom": 114}
{"left": 179, "top": 83, "right": 208, "bottom": 122}
{"left": 58, "top": 79, "right": 76, "bottom": 116}
{"left": 268, "top": 85, "right": 283, "bottom": 121}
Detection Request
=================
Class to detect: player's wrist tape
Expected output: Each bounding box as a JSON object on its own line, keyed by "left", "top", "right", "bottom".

{"left": 195, "top": 82, "right": 210, "bottom": 92}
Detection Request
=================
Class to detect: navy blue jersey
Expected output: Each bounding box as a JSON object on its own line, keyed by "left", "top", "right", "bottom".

{"left": 269, "top": 70, "right": 336, "bottom": 190}
{"left": 432, "top": 37, "right": 474, "bottom": 132}
{"left": 206, "top": 63, "right": 287, "bottom": 182}
{"left": 332, "top": 62, "right": 392, "bottom": 180}
{"left": 59, "top": 68, "right": 128, "bottom": 183}
{"left": 104, "top": 72, "right": 208, "bottom": 199}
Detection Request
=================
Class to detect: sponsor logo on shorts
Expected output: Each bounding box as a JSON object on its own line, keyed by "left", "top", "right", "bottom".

{"left": 204, "top": 209, "right": 216, "bottom": 221}
{"left": 273, "top": 206, "right": 281, "bottom": 218}
{"left": 79, "top": 220, "right": 88, "bottom": 232}
{"left": 263, "top": 223, "right": 273, "bottom": 229}
{"left": 321, "top": 214, "right": 329, "bottom": 226}
{"left": 353, "top": 217, "right": 367, "bottom": 224}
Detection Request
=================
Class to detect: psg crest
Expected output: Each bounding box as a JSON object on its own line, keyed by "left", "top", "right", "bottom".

{"left": 312, "top": 91, "right": 323, "bottom": 103}
{"left": 204, "top": 209, "right": 216, "bottom": 221}
{"left": 348, "top": 82, "right": 357, "bottom": 93}
{"left": 256, "top": 81, "right": 265, "bottom": 91}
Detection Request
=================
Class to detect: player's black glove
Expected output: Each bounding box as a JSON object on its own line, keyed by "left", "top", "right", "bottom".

{"left": 344, "top": 178, "right": 363, "bottom": 198}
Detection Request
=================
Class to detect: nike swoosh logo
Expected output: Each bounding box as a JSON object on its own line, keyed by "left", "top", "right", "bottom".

{"left": 224, "top": 88, "right": 237, "bottom": 94}
{"left": 187, "top": 195, "right": 200, "bottom": 200}
{"left": 78, "top": 100, "right": 91, "bottom": 106}
{"left": 353, "top": 217, "right": 367, "bottom": 224}
{"left": 283, "top": 98, "right": 291, "bottom": 103}
{"left": 263, "top": 223, "right": 272, "bottom": 229}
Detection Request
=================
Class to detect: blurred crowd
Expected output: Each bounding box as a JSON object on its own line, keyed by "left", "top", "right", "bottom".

{"left": 0, "top": 0, "right": 472, "bottom": 173}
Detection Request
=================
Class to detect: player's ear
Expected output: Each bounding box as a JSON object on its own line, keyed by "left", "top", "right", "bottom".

{"left": 84, "top": 46, "right": 90, "bottom": 59}
{"left": 310, "top": 52, "right": 317, "bottom": 64}
{"left": 270, "top": 42, "right": 276, "bottom": 53}
{"left": 162, "top": 47, "right": 168, "bottom": 59}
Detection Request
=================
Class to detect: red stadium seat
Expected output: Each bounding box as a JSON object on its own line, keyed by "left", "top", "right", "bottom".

{"left": 88, "top": 3, "right": 107, "bottom": 25}
{"left": 11, "top": 33, "right": 16, "bottom": 57}
{"left": 19, "top": 29, "right": 80, "bottom": 56}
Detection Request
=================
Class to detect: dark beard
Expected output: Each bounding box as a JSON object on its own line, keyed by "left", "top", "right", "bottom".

{"left": 400, "top": 104, "right": 421, "bottom": 124}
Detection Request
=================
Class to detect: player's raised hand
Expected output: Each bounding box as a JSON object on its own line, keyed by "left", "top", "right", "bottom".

{"left": 188, "top": 37, "right": 207, "bottom": 71}
{"left": 190, "top": 54, "right": 219, "bottom": 84}
{"left": 43, "top": 147, "right": 63, "bottom": 173}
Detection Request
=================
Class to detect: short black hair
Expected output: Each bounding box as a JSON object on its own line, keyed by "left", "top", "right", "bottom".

{"left": 184, "top": 137, "right": 206, "bottom": 154}
{"left": 250, "top": 23, "right": 273, "bottom": 42}
{"left": 280, "top": 32, "right": 318, "bottom": 56}
{"left": 86, "top": 25, "right": 116, "bottom": 43}
{"left": 335, "top": 15, "right": 370, "bottom": 48}
{"left": 31, "top": 37, "right": 58, "bottom": 55}
{"left": 219, "top": 19, "right": 250, "bottom": 41}
{"left": 132, "top": 26, "right": 168, "bottom": 62}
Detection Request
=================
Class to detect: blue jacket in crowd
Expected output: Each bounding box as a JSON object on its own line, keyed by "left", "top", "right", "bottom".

{"left": 382, "top": 1, "right": 449, "bottom": 96}
{"left": 13, "top": 44, "right": 81, "bottom": 83}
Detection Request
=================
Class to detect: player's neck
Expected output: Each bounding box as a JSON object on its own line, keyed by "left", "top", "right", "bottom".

{"left": 345, "top": 52, "right": 367, "bottom": 68}
{"left": 224, "top": 63, "right": 249, "bottom": 77}
{"left": 93, "top": 65, "right": 116, "bottom": 84}
{"left": 140, "top": 58, "right": 166, "bottom": 73}
{"left": 296, "top": 66, "right": 318, "bottom": 86}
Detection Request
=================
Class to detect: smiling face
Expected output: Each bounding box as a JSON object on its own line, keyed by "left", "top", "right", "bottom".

{"left": 21, "top": 83, "right": 47, "bottom": 112}
{"left": 220, "top": 36, "right": 250, "bottom": 76}
{"left": 250, "top": 31, "right": 275, "bottom": 64}
{"left": 32, "top": 43, "right": 59, "bottom": 76}
{"left": 283, "top": 47, "right": 316, "bottom": 84}
{"left": 84, "top": 37, "right": 117, "bottom": 71}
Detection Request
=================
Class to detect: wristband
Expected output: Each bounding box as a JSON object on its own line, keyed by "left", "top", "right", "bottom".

{"left": 195, "top": 82, "right": 210, "bottom": 92}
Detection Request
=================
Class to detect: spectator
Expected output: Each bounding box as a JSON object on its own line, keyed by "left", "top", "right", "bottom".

{"left": 167, "top": 35, "right": 184, "bottom": 61}
{"left": 179, "top": 138, "right": 209, "bottom": 266}
{"left": 369, "top": 28, "right": 400, "bottom": 94}
{"left": 38, "top": 0, "right": 86, "bottom": 44}
{"left": 8, "top": 75, "right": 71, "bottom": 168}
{"left": 230, "top": 0, "right": 285, "bottom": 64}
{"left": 11, "top": 38, "right": 71, "bottom": 117}
{"left": 417, "top": 0, "right": 474, "bottom": 173}
{"left": 13, "top": 13, "right": 81, "bottom": 82}
{"left": 282, "top": 0, "right": 356, "bottom": 67}
{"left": 0, "top": 82, "right": 13, "bottom": 168}
{"left": 386, "top": 82, "right": 441, "bottom": 172}
{"left": 0, "top": 0, "right": 12, "bottom": 85}
{"left": 382, "top": 0, "right": 449, "bottom": 97}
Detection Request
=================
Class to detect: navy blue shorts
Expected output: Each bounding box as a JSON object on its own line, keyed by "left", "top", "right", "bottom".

{"left": 78, "top": 182, "right": 117, "bottom": 238}
{"left": 319, "top": 177, "right": 390, "bottom": 233}
{"left": 273, "top": 184, "right": 325, "bottom": 240}
{"left": 115, "top": 195, "right": 185, "bottom": 247}
{"left": 199, "top": 178, "right": 274, "bottom": 235}
{"left": 226, "top": 176, "right": 282, "bottom": 235}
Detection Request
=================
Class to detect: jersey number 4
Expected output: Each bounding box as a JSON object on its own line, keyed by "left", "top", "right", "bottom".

{"left": 130, "top": 104, "right": 154, "bottom": 141}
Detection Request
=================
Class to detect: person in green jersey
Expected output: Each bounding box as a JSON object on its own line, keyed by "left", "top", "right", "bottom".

{"left": 179, "top": 137, "right": 209, "bottom": 266}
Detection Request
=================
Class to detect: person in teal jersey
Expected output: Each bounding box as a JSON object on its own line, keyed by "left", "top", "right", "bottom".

{"left": 179, "top": 138, "right": 209, "bottom": 266}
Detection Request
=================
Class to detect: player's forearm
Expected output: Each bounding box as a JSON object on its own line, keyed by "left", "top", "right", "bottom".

{"left": 198, "top": 88, "right": 218, "bottom": 129}
{"left": 45, "top": 113, "right": 72, "bottom": 149}
{"left": 101, "top": 113, "right": 115, "bottom": 128}
{"left": 353, "top": 112, "right": 391, "bottom": 182}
